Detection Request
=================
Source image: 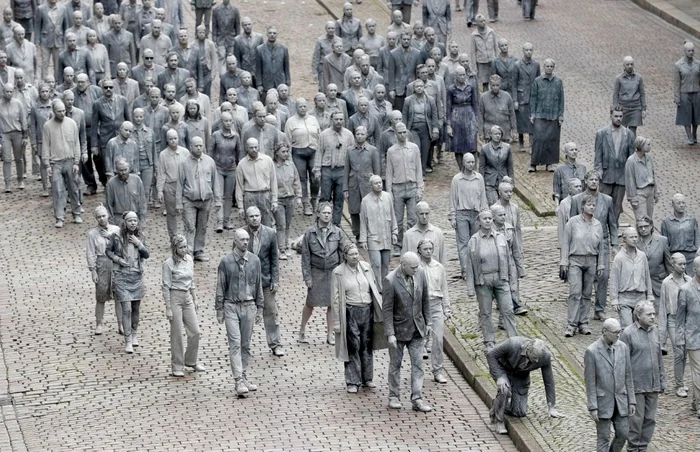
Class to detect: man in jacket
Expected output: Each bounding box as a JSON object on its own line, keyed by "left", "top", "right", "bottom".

{"left": 91, "top": 78, "right": 131, "bottom": 184}
{"left": 255, "top": 26, "right": 290, "bottom": 103}
{"left": 388, "top": 32, "right": 421, "bottom": 112}
{"left": 677, "top": 256, "right": 700, "bottom": 417}
{"left": 383, "top": 251, "right": 432, "bottom": 412}
{"left": 34, "top": 0, "right": 66, "bottom": 82}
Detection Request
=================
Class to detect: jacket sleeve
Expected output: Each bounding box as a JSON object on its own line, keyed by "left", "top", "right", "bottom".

{"left": 214, "top": 258, "right": 227, "bottom": 312}
{"left": 485, "top": 340, "right": 511, "bottom": 381}
{"left": 382, "top": 276, "right": 395, "bottom": 337}
{"left": 421, "top": 271, "right": 431, "bottom": 328}
{"left": 583, "top": 347, "right": 598, "bottom": 412}
{"left": 254, "top": 259, "right": 264, "bottom": 311}
{"left": 269, "top": 230, "right": 279, "bottom": 286}
{"left": 624, "top": 345, "right": 636, "bottom": 407}
{"left": 331, "top": 270, "right": 341, "bottom": 332}
{"left": 541, "top": 355, "right": 556, "bottom": 408}
{"left": 593, "top": 130, "right": 603, "bottom": 174}
{"left": 676, "top": 287, "right": 687, "bottom": 347}
{"left": 300, "top": 230, "right": 312, "bottom": 285}
{"left": 658, "top": 279, "right": 669, "bottom": 337}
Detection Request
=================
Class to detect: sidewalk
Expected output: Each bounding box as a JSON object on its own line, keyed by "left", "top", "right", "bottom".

{"left": 631, "top": 0, "right": 700, "bottom": 40}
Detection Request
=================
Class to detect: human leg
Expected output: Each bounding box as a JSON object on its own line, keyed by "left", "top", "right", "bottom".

{"left": 164, "top": 181, "right": 178, "bottom": 238}
{"left": 121, "top": 299, "right": 132, "bottom": 342}
{"left": 475, "top": 282, "right": 495, "bottom": 345}
{"left": 368, "top": 250, "right": 382, "bottom": 289}
{"left": 388, "top": 340, "right": 406, "bottom": 400}
{"left": 356, "top": 304, "right": 374, "bottom": 385}
{"left": 595, "top": 418, "right": 613, "bottom": 452}
{"left": 493, "top": 278, "right": 516, "bottom": 337}
{"left": 344, "top": 305, "right": 363, "bottom": 387}
{"left": 577, "top": 256, "right": 597, "bottom": 329}
{"left": 139, "top": 167, "right": 154, "bottom": 204}
{"left": 594, "top": 246, "right": 610, "bottom": 314}
{"left": 181, "top": 292, "right": 201, "bottom": 368}
{"left": 239, "top": 302, "right": 256, "bottom": 378}
{"left": 566, "top": 259, "right": 584, "bottom": 329}
{"left": 687, "top": 349, "right": 700, "bottom": 410}
{"left": 193, "top": 199, "right": 212, "bottom": 257}
{"left": 610, "top": 408, "right": 630, "bottom": 452}
{"left": 380, "top": 250, "right": 391, "bottom": 283}
{"left": 224, "top": 302, "right": 243, "bottom": 379}
{"left": 667, "top": 315, "right": 687, "bottom": 390}
{"left": 169, "top": 290, "right": 186, "bottom": 372}
{"left": 263, "top": 287, "right": 281, "bottom": 351}
{"left": 455, "top": 210, "right": 472, "bottom": 276}
{"left": 182, "top": 198, "right": 197, "bottom": 255}
{"left": 407, "top": 334, "right": 426, "bottom": 402}
{"left": 50, "top": 161, "right": 68, "bottom": 220}
{"left": 429, "top": 298, "right": 445, "bottom": 374}
{"left": 331, "top": 167, "right": 344, "bottom": 226}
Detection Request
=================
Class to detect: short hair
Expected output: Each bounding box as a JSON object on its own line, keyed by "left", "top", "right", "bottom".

{"left": 114, "top": 157, "right": 129, "bottom": 169}
{"left": 317, "top": 201, "right": 333, "bottom": 215}
{"left": 583, "top": 169, "right": 601, "bottom": 182}
{"left": 416, "top": 238, "right": 434, "bottom": 254}
{"left": 489, "top": 74, "right": 502, "bottom": 84}
{"left": 634, "top": 136, "right": 651, "bottom": 152}
{"left": 636, "top": 215, "right": 654, "bottom": 228}
{"left": 633, "top": 300, "right": 654, "bottom": 321}
{"left": 610, "top": 105, "right": 624, "bottom": 114}
{"left": 580, "top": 192, "right": 596, "bottom": 207}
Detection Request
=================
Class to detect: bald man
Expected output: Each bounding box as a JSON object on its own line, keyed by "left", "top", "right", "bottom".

{"left": 157, "top": 128, "right": 190, "bottom": 238}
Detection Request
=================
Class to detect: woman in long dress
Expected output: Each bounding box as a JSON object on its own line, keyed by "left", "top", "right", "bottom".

{"left": 446, "top": 66, "right": 478, "bottom": 172}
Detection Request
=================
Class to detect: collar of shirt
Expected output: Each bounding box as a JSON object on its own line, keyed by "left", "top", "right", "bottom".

{"left": 233, "top": 249, "right": 248, "bottom": 262}
{"left": 190, "top": 154, "right": 202, "bottom": 162}
{"left": 633, "top": 153, "right": 647, "bottom": 164}
{"left": 479, "top": 228, "right": 494, "bottom": 239}
{"left": 169, "top": 147, "right": 181, "bottom": 155}
{"left": 457, "top": 171, "right": 478, "bottom": 181}
{"left": 489, "top": 91, "right": 501, "bottom": 99}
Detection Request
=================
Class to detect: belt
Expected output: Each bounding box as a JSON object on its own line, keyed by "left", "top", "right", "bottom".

{"left": 244, "top": 189, "right": 269, "bottom": 193}
{"left": 170, "top": 288, "right": 189, "bottom": 292}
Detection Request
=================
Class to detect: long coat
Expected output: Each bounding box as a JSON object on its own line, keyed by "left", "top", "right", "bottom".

{"left": 593, "top": 124, "right": 636, "bottom": 186}
{"left": 584, "top": 337, "right": 635, "bottom": 418}
{"left": 255, "top": 43, "right": 291, "bottom": 91}
{"left": 343, "top": 145, "right": 380, "bottom": 215}
{"left": 332, "top": 261, "right": 387, "bottom": 361}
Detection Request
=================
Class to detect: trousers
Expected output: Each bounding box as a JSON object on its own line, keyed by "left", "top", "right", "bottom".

{"left": 392, "top": 182, "right": 418, "bottom": 247}
{"left": 292, "top": 146, "right": 319, "bottom": 204}
{"left": 40, "top": 45, "right": 59, "bottom": 82}
{"left": 216, "top": 169, "right": 235, "bottom": 228}
{"left": 490, "top": 371, "right": 530, "bottom": 423}
{"left": 429, "top": 298, "right": 445, "bottom": 373}
{"left": 320, "top": 166, "right": 344, "bottom": 226}
{"left": 596, "top": 404, "right": 629, "bottom": 452}
{"left": 475, "top": 273, "right": 517, "bottom": 344}
{"left": 121, "top": 300, "right": 141, "bottom": 340}
{"left": 455, "top": 209, "right": 480, "bottom": 276}
{"left": 243, "top": 190, "right": 274, "bottom": 228}
{"left": 567, "top": 255, "right": 597, "bottom": 328}
{"left": 195, "top": 8, "right": 212, "bottom": 35}
{"left": 410, "top": 122, "right": 432, "bottom": 173}
{"left": 599, "top": 182, "right": 625, "bottom": 225}
{"left": 262, "top": 286, "right": 282, "bottom": 351}
{"left": 182, "top": 198, "right": 212, "bottom": 257}
{"left": 617, "top": 291, "right": 646, "bottom": 329}
{"left": 627, "top": 392, "right": 659, "bottom": 451}
{"left": 169, "top": 290, "right": 201, "bottom": 372}
{"left": 388, "top": 331, "right": 425, "bottom": 402}
{"left": 274, "top": 196, "right": 295, "bottom": 250}
{"left": 163, "top": 181, "right": 179, "bottom": 238}
{"left": 2, "top": 131, "right": 25, "bottom": 186}
{"left": 466, "top": 0, "right": 479, "bottom": 22}
{"left": 660, "top": 314, "right": 687, "bottom": 388}
{"left": 594, "top": 244, "right": 611, "bottom": 313}
{"left": 630, "top": 185, "right": 655, "bottom": 221}
{"left": 688, "top": 349, "right": 700, "bottom": 411}
{"left": 345, "top": 304, "right": 374, "bottom": 386}
{"left": 486, "top": 0, "right": 499, "bottom": 20}
{"left": 368, "top": 249, "right": 391, "bottom": 291}
{"left": 50, "top": 159, "right": 81, "bottom": 220}
{"left": 224, "top": 301, "right": 256, "bottom": 380}
{"left": 139, "top": 166, "right": 154, "bottom": 205}
{"left": 522, "top": 0, "right": 536, "bottom": 19}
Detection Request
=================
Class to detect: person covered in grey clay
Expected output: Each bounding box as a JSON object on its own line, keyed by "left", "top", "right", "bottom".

{"left": 332, "top": 243, "right": 386, "bottom": 394}
{"left": 619, "top": 301, "right": 665, "bottom": 452}
{"left": 300, "top": 202, "right": 347, "bottom": 345}
{"left": 673, "top": 41, "right": 700, "bottom": 145}
{"left": 487, "top": 337, "right": 562, "bottom": 435}
{"left": 403, "top": 78, "right": 439, "bottom": 175}
{"left": 86, "top": 204, "right": 122, "bottom": 335}
{"left": 556, "top": 178, "right": 582, "bottom": 250}
{"left": 387, "top": 0, "right": 415, "bottom": 28}
{"left": 560, "top": 193, "right": 605, "bottom": 337}
{"left": 348, "top": 97, "right": 382, "bottom": 147}
{"left": 215, "top": 229, "right": 264, "bottom": 397}
{"left": 344, "top": 127, "right": 380, "bottom": 241}
{"left": 466, "top": 209, "right": 518, "bottom": 351}
{"left": 490, "top": 38, "right": 516, "bottom": 94}
{"left": 659, "top": 253, "right": 691, "bottom": 398}
{"left": 157, "top": 129, "right": 190, "bottom": 239}
{"left": 491, "top": 204, "right": 527, "bottom": 317}
{"left": 478, "top": 75, "right": 517, "bottom": 146}
{"left": 584, "top": 318, "right": 636, "bottom": 452}
{"left": 422, "top": 0, "right": 451, "bottom": 44}
{"left": 359, "top": 19, "right": 386, "bottom": 70}
{"left": 612, "top": 56, "right": 646, "bottom": 137}
{"left": 479, "top": 125, "right": 513, "bottom": 205}
{"left": 609, "top": 227, "right": 655, "bottom": 329}
{"left": 162, "top": 235, "right": 205, "bottom": 377}
{"left": 377, "top": 31, "right": 398, "bottom": 85}
{"left": 635, "top": 215, "right": 672, "bottom": 317}
{"left": 235, "top": 137, "right": 278, "bottom": 228}
{"left": 273, "top": 142, "right": 302, "bottom": 260}
{"left": 446, "top": 65, "right": 478, "bottom": 171}
{"left": 552, "top": 142, "right": 586, "bottom": 205}
{"left": 336, "top": 3, "right": 362, "bottom": 56}
{"left": 593, "top": 106, "right": 635, "bottom": 224}
{"left": 104, "top": 121, "right": 137, "bottom": 178}
{"left": 449, "top": 152, "right": 488, "bottom": 279}
{"left": 469, "top": 15, "right": 497, "bottom": 92}
{"left": 312, "top": 21, "right": 342, "bottom": 91}
{"left": 359, "top": 174, "right": 398, "bottom": 291}
{"left": 105, "top": 158, "right": 147, "bottom": 227}
{"left": 255, "top": 26, "right": 291, "bottom": 102}
{"left": 512, "top": 42, "right": 540, "bottom": 152}
{"left": 493, "top": 177, "right": 522, "bottom": 253}
{"left": 625, "top": 136, "right": 659, "bottom": 221}
{"left": 660, "top": 193, "right": 700, "bottom": 275}
{"left": 105, "top": 211, "right": 150, "bottom": 354}
{"left": 529, "top": 58, "right": 564, "bottom": 173}
{"left": 521, "top": 0, "right": 536, "bottom": 20}
{"left": 323, "top": 40, "right": 352, "bottom": 93}
{"left": 388, "top": 32, "right": 422, "bottom": 112}
{"left": 570, "top": 170, "right": 618, "bottom": 321}
{"left": 676, "top": 256, "right": 700, "bottom": 416}
{"left": 404, "top": 201, "right": 445, "bottom": 264}
{"left": 384, "top": 251, "right": 433, "bottom": 412}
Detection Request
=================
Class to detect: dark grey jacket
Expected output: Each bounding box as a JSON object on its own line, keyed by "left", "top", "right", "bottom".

{"left": 382, "top": 266, "right": 431, "bottom": 342}
{"left": 243, "top": 224, "right": 279, "bottom": 289}
{"left": 584, "top": 337, "right": 635, "bottom": 418}
{"left": 593, "top": 124, "right": 636, "bottom": 186}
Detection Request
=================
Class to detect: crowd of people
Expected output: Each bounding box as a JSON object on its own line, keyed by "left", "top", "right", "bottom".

{"left": 2, "top": 0, "right": 700, "bottom": 449}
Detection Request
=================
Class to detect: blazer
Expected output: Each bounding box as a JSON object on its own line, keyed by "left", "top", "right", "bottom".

{"left": 300, "top": 223, "right": 346, "bottom": 287}
{"left": 593, "top": 124, "right": 636, "bottom": 186}
{"left": 255, "top": 43, "right": 291, "bottom": 91}
{"left": 383, "top": 266, "right": 431, "bottom": 342}
{"left": 389, "top": 47, "right": 422, "bottom": 96}
{"left": 479, "top": 142, "right": 514, "bottom": 188}
{"left": 157, "top": 67, "right": 191, "bottom": 100}
{"left": 131, "top": 63, "right": 165, "bottom": 95}
{"left": 234, "top": 32, "right": 264, "bottom": 74}
{"left": 91, "top": 94, "right": 132, "bottom": 148}
{"left": 422, "top": 0, "right": 451, "bottom": 38}
{"left": 243, "top": 224, "right": 279, "bottom": 289}
{"left": 35, "top": 3, "right": 67, "bottom": 49}
{"left": 637, "top": 233, "right": 672, "bottom": 297}
{"left": 323, "top": 53, "right": 352, "bottom": 92}
{"left": 584, "top": 337, "right": 635, "bottom": 418}
{"left": 376, "top": 45, "right": 394, "bottom": 84}
{"left": 57, "top": 48, "right": 94, "bottom": 84}
{"left": 341, "top": 87, "right": 373, "bottom": 118}
{"left": 171, "top": 45, "right": 198, "bottom": 77}
{"left": 402, "top": 94, "right": 439, "bottom": 134}
{"left": 348, "top": 113, "right": 381, "bottom": 147}
{"left": 570, "top": 191, "right": 618, "bottom": 246}
{"left": 102, "top": 29, "right": 136, "bottom": 77}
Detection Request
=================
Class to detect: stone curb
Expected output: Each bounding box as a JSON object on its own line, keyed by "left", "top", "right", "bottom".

{"left": 630, "top": 0, "right": 700, "bottom": 40}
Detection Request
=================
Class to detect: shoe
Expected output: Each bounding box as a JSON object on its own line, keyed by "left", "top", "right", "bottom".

{"left": 484, "top": 342, "right": 495, "bottom": 352}
{"left": 55, "top": 219, "right": 64, "bottom": 228}
{"left": 467, "top": 21, "right": 472, "bottom": 27}
{"left": 215, "top": 224, "right": 223, "bottom": 233}
{"left": 272, "top": 347, "right": 285, "bottom": 357}
{"left": 546, "top": 164, "right": 555, "bottom": 172}
{"left": 514, "top": 306, "right": 529, "bottom": 316}
{"left": 578, "top": 325, "right": 592, "bottom": 335}
{"left": 425, "top": 167, "right": 433, "bottom": 173}
{"left": 235, "top": 380, "right": 249, "bottom": 396}
{"left": 172, "top": 370, "right": 185, "bottom": 377}
{"left": 496, "top": 422, "right": 507, "bottom": 434}
{"left": 18, "top": 181, "right": 25, "bottom": 190}
{"left": 125, "top": 339, "right": 133, "bottom": 354}
{"left": 298, "top": 331, "right": 309, "bottom": 344}
{"left": 224, "top": 223, "right": 234, "bottom": 230}
{"left": 363, "top": 380, "right": 376, "bottom": 388}
{"left": 131, "top": 332, "right": 139, "bottom": 347}
{"left": 279, "top": 252, "right": 288, "bottom": 261}
{"left": 303, "top": 203, "right": 313, "bottom": 216}
{"left": 347, "top": 385, "right": 358, "bottom": 394}
{"left": 118, "top": 325, "right": 124, "bottom": 335}
{"left": 388, "top": 397, "right": 402, "bottom": 409}
{"left": 186, "top": 363, "right": 207, "bottom": 372}
{"left": 84, "top": 186, "right": 96, "bottom": 196}
{"left": 434, "top": 372, "right": 448, "bottom": 384}
{"left": 327, "top": 333, "right": 335, "bottom": 346}
{"left": 392, "top": 246, "right": 401, "bottom": 257}
{"left": 77, "top": 206, "right": 84, "bottom": 214}
{"left": 661, "top": 348, "right": 668, "bottom": 355}
{"left": 243, "top": 377, "right": 257, "bottom": 391}
{"left": 593, "top": 312, "right": 606, "bottom": 321}
{"left": 564, "top": 326, "right": 576, "bottom": 337}
{"left": 194, "top": 254, "right": 210, "bottom": 262}
{"left": 42, "top": 190, "right": 50, "bottom": 197}
{"left": 412, "top": 399, "right": 433, "bottom": 412}
{"left": 528, "top": 166, "right": 536, "bottom": 173}
{"left": 95, "top": 324, "right": 103, "bottom": 335}
{"left": 4, "top": 186, "right": 10, "bottom": 193}
{"left": 423, "top": 346, "right": 429, "bottom": 360}
{"left": 677, "top": 387, "right": 688, "bottom": 398}
{"left": 163, "top": 210, "right": 167, "bottom": 216}
{"left": 73, "top": 215, "right": 83, "bottom": 224}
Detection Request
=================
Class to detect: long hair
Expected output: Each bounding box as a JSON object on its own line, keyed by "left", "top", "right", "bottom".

{"left": 120, "top": 212, "right": 141, "bottom": 242}
{"left": 170, "top": 234, "right": 187, "bottom": 261}
{"left": 185, "top": 99, "right": 202, "bottom": 121}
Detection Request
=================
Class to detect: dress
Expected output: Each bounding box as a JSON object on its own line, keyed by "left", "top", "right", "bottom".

{"left": 301, "top": 224, "right": 346, "bottom": 308}
{"left": 446, "top": 83, "right": 478, "bottom": 154}
{"left": 106, "top": 232, "right": 149, "bottom": 302}
{"left": 86, "top": 225, "right": 121, "bottom": 303}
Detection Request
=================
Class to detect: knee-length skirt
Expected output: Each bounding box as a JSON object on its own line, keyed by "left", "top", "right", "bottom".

{"left": 306, "top": 267, "right": 332, "bottom": 308}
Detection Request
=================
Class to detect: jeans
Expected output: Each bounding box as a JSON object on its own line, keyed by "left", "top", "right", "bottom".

{"left": 475, "top": 273, "right": 517, "bottom": 344}
{"left": 410, "top": 122, "right": 431, "bottom": 172}
{"left": 392, "top": 182, "right": 418, "bottom": 248}
{"left": 594, "top": 244, "right": 610, "bottom": 313}
{"left": 455, "top": 209, "right": 480, "bottom": 275}
{"left": 262, "top": 287, "right": 282, "bottom": 351}
{"left": 345, "top": 304, "right": 374, "bottom": 386}
{"left": 50, "top": 159, "right": 81, "bottom": 220}
{"left": 163, "top": 181, "right": 179, "bottom": 238}
{"left": 599, "top": 182, "right": 625, "bottom": 225}
{"left": 139, "top": 166, "right": 154, "bottom": 205}
{"left": 368, "top": 249, "right": 391, "bottom": 291}
{"left": 182, "top": 198, "right": 212, "bottom": 257}
{"left": 596, "top": 405, "right": 629, "bottom": 452}
{"left": 169, "top": 290, "right": 201, "bottom": 372}
{"left": 388, "top": 332, "right": 425, "bottom": 402}
{"left": 661, "top": 314, "right": 687, "bottom": 388}
{"left": 567, "top": 255, "right": 596, "bottom": 328}
{"left": 292, "top": 146, "right": 318, "bottom": 204}
{"left": 522, "top": 0, "right": 536, "bottom": 19}
{"left": 216, "top": 169, "right": 236, "bottom": 228}
{"left": 81, "top": 129, "right": 97, "bottom": 190}
{"left": 688, "top": 349, "right": 700, "bottom": 411}
{"left": 429, "top": 298, "right": 445, "bottom": 373}
{"left": 630, "top": 185, "right": 655, "bottom": 221}
{"left": 121, "top": 300, "right": 141, "bottom": 340}
{"left": 617, "top": 292, "right": 646, "bottom": 329}
{"left": 627, "top": 392, "right": 659, "bottom": 452}
{"left": 274, "top": 196, "right": 295, "bottom": 250}
{"left": 490, "top": 371, "right": 530, "bottom": 423}
{"left": 466, "top": 0, "right": 479, "bottom": 22}
{"left": 224, "top": 301, "right": 256, "bottom": 380}
{"left": 243, "top": 190, "right": 274, "bottom": 228}
{"left": 320, "top": 166, "right": 344, "bottom": 226}
{"left": 2, "top": 131, "right": 25, "bottom": 187}
{"left": 40, "top": 45, "right": 59, "bottom": 82}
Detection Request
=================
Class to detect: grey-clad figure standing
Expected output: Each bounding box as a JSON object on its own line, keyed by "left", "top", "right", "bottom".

{"left": 676, "top": 256, "right": 700, "bottom": 417}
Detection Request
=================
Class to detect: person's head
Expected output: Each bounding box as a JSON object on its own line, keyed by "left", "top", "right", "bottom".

{"left": 400, "top": 32, "right": 411, "bottom": 49}
{"left": 111, "top": 14, "right": 123, "bottom": 31}
{"left": 684, "top": 40, "right": 695, "bottom": 59}
{"left": 416, "top": 238, "right": 434, "bottom": 261}
{"left": 94, "top": 2, "right": 104, "bottom": 16}
{"left": 242, "top": 16, "right": 253, "bottom": 34}
{"left": 183, "top": 78, "right": 197, "bottom": 97}
{"left": 395, "top": 122, "right": 408, "bottom": 142}
{"left": 196, "top": 25, "right": 207, "bottom": 41}
{"left": 253, "top": 107, "right": 267, "bottom": 127}
{"left": 12, "top": 25, "right": 25, "bottom": 43}
{"left": 115, "top": 62, "right": 128, "bottom": 79}
{"left": 671, "top": 252, "right": 687, "bottom": 275}
{"left": 65, "top": 32, "right": 77, "bottom": 51}
{"left": 2, "top": 6, "right": 12, "bottom": 23}
{"left": 374, "top": 84, "right": 386, "bottom": 102}
{"left": 387, "top": 31, "right": 398, "bottom": 48}
{"left": 326, "top": 83, "right": 338, "bottom": 98}
{"left": 399, "top": 252, "right": 420, "bottom": 277}
{"left": 343, "top": 243, "right": 360, "bottom": 266}
{"left": 343, "top": 2, "right": 353, "bottom": 17}
{"left": 265, "top": 93, "right": 278, "bottom": 111}
{"left": 220, "top": 102, "right": 233, "bottom": 116}
{"left": 567, "top": 177, "right": 582, "bottom": 197}
{"left": 634, "top": 301, "right": 656, "bottom": 328}
{"left": 148, "top": 87, "right": 161, "bottom": 105}
{"left": 458, "top": 53, "right": 470, "bottom": 68}
{"left": 622, "top": 227, "right": 639, "bottom": 248}
{"left": 168, "top": 103, "right": 181, "bottom": 122}
{"left": 563, "top": 142, "right": 578, "bottom": 161}
{"left": 413, "top": 78, "right": 425, "bottom": 95}
{"left": 39, "top": 83, "right": 51, "bottom": 101}
{"left": 430, "top": 47, "right": 442, "bottom": 64}
{"left": 524, "top": 339, "right": 547, "bottom": 363}
{"left": 455, "top": 65, "right": 467, "bottom": 85}
{"left": 317, "top": 201, "right": 333, "bottom": 225}
{"left": 623, "top": 56, "right": 634, "bottom": 74}
{"left": 118, "top": 120, "right": 133, "bottom": 140}
{"left": 166, "top": 129, "right": 179, "bottom": 148}
{"left": 246, "top": 206, "right": 262, "bottom": 229}
{"left": 491, "top": 204, "right": 506, "bottom": 226}
{"left": 185, "top": 99, "right": 200, "bottom": 120}
{"left": 296, "top": 98, "right": 308, "bottom": 116}
{"left": 498, "top": 177, "right": 513, "bottom": 201}
{"left": 331, "top": 111, "right": 344, "bottom": 131}
{"left": 115, "top": 157, "right": 130, "bottom": 181}
{"left": 122, "top": 211, "right": 139, "bottom": 233}
{"left": 370, "top": 174, "right": 382, "bottom": 194}
{"left": 274, "top": 141, "right": 290, "bottom": 162}
{"left": 171, "top": 234, "right": 188, "bottom": 260}
{"left": 51, "top": 99, "right": 66, "bottom": 120}
{"left": 351, "top": 49, "right": 364, "bottom": 67}
{"left": 581, "top": 192, "right": 597, "bottom": 216}
{"left": 14, "top": 68, "right": 24, "bottom": 86}
{"left": 331, "top": 39, "right": 343, "bottom": 56}
{"left": 94, "top": 204, "right": 109, "bottom": 227}
{"left": 154, "top": 7, "right": 165, "bottom": 21}
{"left": 142, "top": 48, "right": 155, "bottom": 67}
{"left": 87, "top": 28, "right": 98, "bottom": 45}
{"left": 463, "top": 151, "right": 476, "bottom": 172}
{"left": 635, "top": 215, "right": 653, "bottom": 238}
{"left": 267, "top": 26, "right": 277, "bottom": 44}
{"left": 365, "top": 18, "right": 376, "bottom": 34}
{"left": 150, "top": 19, "right": 162, "bottom": 37}
{"left": 583, "top": 170, "right": 601, "bottom": 191}
{"left": 425, "top": 58, "right": 437, "bottom": 76}
{"left": 225, "top": 55, "right": 238, "bottom": 74}
{"left": 62, "top": 89, "right": 75, "bottom": 107}
{"left": 672, "top": 193, "right": 686, "bottom": 214}
{"left": 360, "top": 55, "right": 371, "bottom": 75}
{"left": 425, "top": 27, "right": 436, "bottom": 44}
{"left": 392, "top": 10, "right": 403, "bottom": 25}
{"left": 178, "top": 28, "right": 188, "bottom": 46}
{"left": 489, "top": 125, "right": 502, "bottom": 143}
{"left": 416, "top": 201, "right": 431, "bottom": 226}
{"left": 163, "top": 84, "right": 176, "bottom": 101}
{"left": 190, "top": 136, "right": 204, "bottom": 158}
{"left": 448, "top": 40, "right": 459, "bottom": 57}
{"left": 413, "top": 21, "right": 424, "bottom": 37}
{"left": 602, "top": 318, "right": 622, "bottom": 345}
{"left": 325, "top": 20, "right": 336, "bottom": 37}
{"left": 388, "top": 109, "right": 402, "bottom": 127}
{"left": 166, "top": 52, "right": 179, "bottom": 70}
{"left": 102, "top": 78, "right": 115, "bottom": 97}
{"left": 132, "top": 107, "right": 144, "bottom": 127}
{"left": 497, "top": 38, "right": 508, "bottom": 54}
{"left": 478, "top": 209, "right": 493, "bottom": 230}
{"left": 74, "top": 73, "right": 88, "bottom": 92}
{"left": 233, "top": 229, "right": 250, "bottom": 253}
{"left": 634, "top": 136, "right": 651, "bottom": 154}
{"left": 246, "top": 137, "right": 259, "bottom": 159}
{"left": 354, "top": 125, "right": 367, "bottom": 144}
{"left": 694, "top": 256, "right": 700, "bottom": 279}
{"left": 475, "top": 14, "right": 486, "bottom": 29}
{"left": 2, "top": 83, "right": 12, "bottom": 101}
{"left": 610, "top": 106, "right": 623, "bottom": 127}
{"left": 543, "top": 58, "right": 555, "bottom": 76}
{"left": 142, "top": 0, "right": 152, "bottom": 8}
{"left": 416, "top": 64, "right": 428, "bottom": 81}
{"left": 278, "top": 84, "right": 290, "bottom": 101}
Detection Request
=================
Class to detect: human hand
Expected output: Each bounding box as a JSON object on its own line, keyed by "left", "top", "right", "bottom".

{"left": 389, "top": 90, "right": 395, "bottom": 100}
{"left": 467, "top": 290, "right": 475, "bottom": 297}
{"left": 388, "top": 335, "right": 397, "bottom": 349}
{"left": 417, "top": 189, "right": 423, "bottom": 201}
{"left": 513, "top": 102, "right": 519, "bottom": 111}
{"left": 589, "top": 410, "right": 599, "bottom": 423}
{"left": 46, "top": 165, "right": 52, "bottom": 177}
{"left": 238, "top": 208, "right": 245, "bottom": 219}
{"left": 642, "top": 110, "right": 647, "bottom": 119}
{"left": 334, "top": 325, "right": 340, "bottom": 334}
{"left": 443, "top": 309, "right": 452, "bottom": 320}
{"left": 166, "top": 308, "right": 173, "bottom": 321}
{"left": 559, "top": 265, "right": 568, "bottom": 281}
{"left": 100, "top": 228, "right": 111, "bottom": 238}
{"left": 447, "top": 125, "right": 453, "bottom": 137}
{"left": 158, "top": 192, "right": 164, "bottom": 204}
{"left": 270, "top": 283, "right": 278, "bottom": 293}
{"left": 91, "top": 270, "right": 98, "bottom": 284}
{"left": 548, "top": 406, "right": 564, "bottom": 418}
{"left": 305, "top": 279, "right": 313, "bottom": 289}
{"left": 511, "top": 130, "right": 518, "bottom": 142}
{"left": 630, "top": 198, "right": 639, "bottom": 209}
{"left": 271, "top": 202, "right": 278, "bottom": 212}
{"left": 530, "top": 116, "right": 535, "bottom": 124}
{"left": 359, "top": 242, "right": 367, "bottom": 250}
{"left": 450, "top": 219, "right": 456, "bottom": 229}
{"left": 119, "top": 258, "right": 129, "bottom": 267}
{"left": 214, "top": 202, "right": 222, "bottom": 209}
{"left": 81, "top": 154, "right": 88, "bottom": 163}
{"left": 176, "top": 207, "right": 182, "bottom": 214}
{"left": 216, "top": 310, "right": 224, "bottom": 324}
{"left": 392, "top": 233, "right": 398, "bottom": 245}
{"left": 596, "top": 268, "right": 604, "bottom": 279}
{"left": 629, "top": 405, "right": 636, "bottom": 417}
{"left": 496, "top": 376, "right": 510, "bottom": 393}
{"left": 313, "top": 73, "right": 318, "bottom": 82}
{"left": 295, "top": 198, "right": 302, "bottom": 207}
{"left": 312, "top": 168, "right": 321, "bottom": 180}
{"left": 431, "top": 130, "right": 439, "bottom": 141}
{"left": 255, "top": 309, "right": 263, "bottom": 325}
{"left": 257, "top": 86, "right": 264, "bottom": 94}
{"left": 127, "top": 234, "right": 142, "bottom": 248}
{"left": 611, "top": 303, "right": 620, "bottom": 313}
{"left": 558, "top": 119, "right": 563, "bottom": 126}
{"left": 344, "top": 191, "right": 349, "bottom": 201}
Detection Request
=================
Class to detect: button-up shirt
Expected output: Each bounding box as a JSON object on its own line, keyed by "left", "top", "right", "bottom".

{"left": 530, "top": 74, "right": 565, "bottom": 121}
{"left": 478, "top": 89, "right": 516, "bottom": 138}
{"left": 478, "top": 229, "right": 500, "bottom": 273}
{"left": 403, "top": 224, "right": 445, "bottom": 264}
{"left": 316, "top": 127, "right": 355, "bottom": 170}
{"left": 342, "top": 264, "right": 372, "bottom": 307}
{"left": 385, "top": 141, "right": 423, "bottom": 193}
{"left": 132, "top": 125, "right": 156, "bottom": 169}
{"left": 215, "top": 250, "right": 264, "bottom": 311}
{"left": 176, "top": 153, "right": 220, "bottom": 208}
{"left": 284, "top": 114, "right": 321, "bottom": 151}
{"left": 610, "top": 248, "right": 654, "bottom": 305}
{"left": 661, "top": 215, "right": 700, "bottom": 254}
{"left": 660, "top": 273, "right": 691, "bottom": 320}
{"left": 561, "top": 214, "right": 605, "bottom": 268}
{"left": 86, "top": 224, "right": 121, "bottom": 270}
{"left": 625, "top": 152, "right": 656, "bottom": 200}
{"left": 0, "top": 98, "right": 27, "bottom": 134}
{"left": 105, "top": 136, "right": 138, "bottom": 175}
{"left": 156, "top": 146, "right": 190, "bottom": 194}
{"left": 448, "top": 170, "right": 488, "bottom": 220}
{"left": 41, "top": 117, "right": 80, "bottom": 165}
{"left": 162, "top": 254, "right": 195, "bottom": 305}
{"left": 235, "top": 153, "right": 278, "bottom": 206}
{"left": 613, "top": 71, "right": 646, "bottom": 109}
{"left": 620, "top": 322, "right": 665, "bottom": 393}
{"left": 241, "top": 123, "right": 280, "bottom": 158}
{"left": 275, "top": 159, "right": 302, "bottom": 199}
{"left": 359, "top": 190, "right": 397, "bottom": 251}
{"left": 552, "top": 160, "right": 586, "bottom": 200}
{"left": 104, "top": 173, "right": 147, "bottom": 223}
{"left": 420, "top": 259, "right": 450, "bottom": 311}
